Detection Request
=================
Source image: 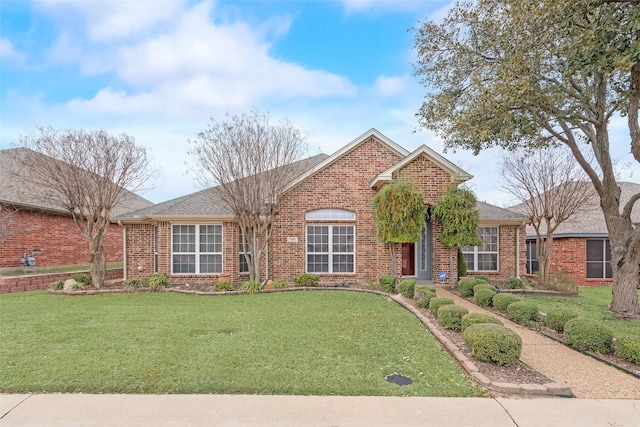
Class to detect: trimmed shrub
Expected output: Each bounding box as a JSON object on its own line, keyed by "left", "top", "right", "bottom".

{"left": 461, "top": 313, "right": 503, "bottom": 331}
{"left": 502, "top": 277, "right": 525, "bottom": 289}
{"left": 474, "top": 275, "right": 491, "bottom": 284}
{"left": 615, "top": 337, "right": 640, "bottom": 364}
{"left": 379, "top": 275, "right": 397, "bottom": 293}
{"left": 473, "top": 283, "right": 497, "bottom": 294}
{"left": 506, "top": 301, "right": 539, "bottom": 325}
{"left": 143, "top": 273, "right": 171, "bottom": 291}
{"left": 463, "top": 324, "right": 522, "bottom": 366}
{"left": 437, "top": 305, "right": 469, "bottom": 331}
{"left": 215, "top": 281, "right": 234, "bottom": 292}
{"left": 241, "top": 280, "right": 261, "bottom": 294}
{"left": 70, "top": 273, "right": 91, "bottom": 286}
{"left": 415, "top": 285, "right": 437, "bottom": 295}
{"left": 459, "top": 279, "right": 477, "bottom": 297}
{"left": 564, "top": 319, "right": 613, "bottom": 353}
{"left": 398, "top": 279, "right": 416, "bottom": 298}
{"left": 542, "top": 309, "right": 579, "bottom": 332}
{"left": 294, "top": 273, "right": 319, "bottom": 287}
{"left": 474, "top": 288, "right": 496, "bottom": 307}
{"left": 272, "top": 281, "right": 288, "bottom": 289}
{"left": 414, "top": 290, "right": 437, "bottom": 309}
{"left": 492, "top": 293, "right": 520, "bottom": 312}
{"left": 429, "top": 297, "right": 454, "bottom": 316}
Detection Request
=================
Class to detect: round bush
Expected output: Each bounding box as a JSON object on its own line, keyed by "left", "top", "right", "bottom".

{"left": 474, "top": 288, "right": 496, "bottom": 308}
{"left": 415, "top": 289, "right": 437, "bottom": 309}
{"left": 429, "top": 297, "right": 454, "bottom": 316}
{"left": 461, "top": 313, "right": 503, "bottom": 331}
{"left": 615, "top": 337, "right": 640, "bottom": 364}
{"left": 506, "top": 301, "right": 539, "bottom": 325}
{"left": 398, "top": 279, "right": 416, "bottom": 298}
{"left": 459, "top": 279, "right": 477, "bottom": 297}
{"left": 416, "top": 285, "right": 437, "bottom": 294}
{"left": 542, "top": 308, "right": 579, "bottom": 332}
{"left": 474, "top": 275, "right": 491, "bottom": 284}
{"left": 463, "top": 324, "right": 522, "bottom": 366}
{"left": 437, "top": 305, "right": 469, "bottom": 331}
{"left": 492, "top": 293, "right": 520, "bottom": 312}
{"left": 473, "top": 283, "right": 497, "bottom": 294}
{"left": 502, "top": 277, "right": 526, "bottom": 289}
{"left": 564, "top": 319, "right": 613, "bottom": 353}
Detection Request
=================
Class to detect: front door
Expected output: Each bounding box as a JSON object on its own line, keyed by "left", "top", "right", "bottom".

{"left": 401, "top": 243, "right": 415, "bottom": 276}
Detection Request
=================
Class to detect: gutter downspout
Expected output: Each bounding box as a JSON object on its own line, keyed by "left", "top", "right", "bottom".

{"left": 118, "top": 220, "right": 127, "bottom": 281}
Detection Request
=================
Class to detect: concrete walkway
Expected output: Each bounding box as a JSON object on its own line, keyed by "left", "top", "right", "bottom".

{"left": 435, "top": 287, "right": 640, "bottom": 399}
{"left": 2, "top": 394, "right": 640, "bottom": 427}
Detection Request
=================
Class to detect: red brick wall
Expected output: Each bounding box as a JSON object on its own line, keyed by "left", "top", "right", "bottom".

{"left": 0, "top": 268, "right": 123, "bottom": 294}
{"left": 548, "top": 237, "right": 610, "bottom": 286}
{"left": 0, "top": 208, "right": 123, "bottom": 269}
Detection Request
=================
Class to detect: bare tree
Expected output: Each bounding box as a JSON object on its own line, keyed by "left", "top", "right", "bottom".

{"left": 501, "top": 147, "right": 594, "bottom": 282}
{"left": 0, "top": 205, "right": 16, "bottom": 240}
{"left": 190, "top": 108, "right": 308, "bottom": 283}
{"left": 11, "top": 127, "right": 154, "bottom": 288}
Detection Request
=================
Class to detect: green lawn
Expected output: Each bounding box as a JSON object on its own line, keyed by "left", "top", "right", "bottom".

{"left": 521, "top": 287, "right": 640, "bottom": 341}
{"left": 0, "top": 290, "right": 483, "bottom": 396}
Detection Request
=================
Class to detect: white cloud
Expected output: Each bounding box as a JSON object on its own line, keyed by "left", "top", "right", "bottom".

{"left": 373, "top": 75, "right": 407, "bottom": 97}
{"left": 340, "top": 0, "right": 444, "bottom": 14}
{"left": 0, "top": 38, "right": 24, "bottom": 62}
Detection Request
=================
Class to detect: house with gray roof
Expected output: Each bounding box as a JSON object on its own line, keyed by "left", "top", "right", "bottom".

{"left": 115, "top": 129, "right": 527, "bottom": 286}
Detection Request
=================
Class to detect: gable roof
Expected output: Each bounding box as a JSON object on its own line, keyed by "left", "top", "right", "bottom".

{"left": 370, "top": 144, "right": 473, "bottom": 188}
{"left": 476, "top": 201, "right": 528, "bottom": 224}
{"left": 0, "top": 147, "right": 153, "bottom": 217}
{"left": 114, "top": 153, "right": 329, "bottom": 222}
{"left": 510, "top": 181, "right": 640, "bottom": 238}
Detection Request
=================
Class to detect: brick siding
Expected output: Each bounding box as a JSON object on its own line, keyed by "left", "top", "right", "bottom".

{"left": 0, "top": 268, "right": 123, "bottom": 294}
{"left": 548, "top": 237, "right": 611, "bottom": 286}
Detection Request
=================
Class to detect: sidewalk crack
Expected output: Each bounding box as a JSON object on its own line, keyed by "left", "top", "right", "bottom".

{"left": 1, "top": 394, "right": 34, "bottom": 420}
{"left": 494, "top": 398, "right": 519, "bottom": 427}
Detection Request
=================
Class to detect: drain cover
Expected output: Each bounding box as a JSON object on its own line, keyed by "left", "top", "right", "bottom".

{"left": 386, "top": 375, "right": 412, "bottom": 386}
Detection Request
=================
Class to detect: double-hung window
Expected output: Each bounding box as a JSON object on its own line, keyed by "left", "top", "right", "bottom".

{"left": 306, "top": 209, "right": 355, "bottom": 274}
{"left": 526, "top": 240, "right": 538, "bottom": 274}
{"left": 172, "top": 224, "right": 223, "bottom": 274}
{"left": 461, "top": 226, "right": 499, "bottom": 271}
{"left": 586, "top": 239, "right": 612, "bottom": 279}
{"left": 239, "top": 227, "right": 250, "bottom": 274}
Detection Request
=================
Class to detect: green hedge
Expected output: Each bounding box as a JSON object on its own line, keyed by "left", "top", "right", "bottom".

{"left": 143, "top": 273, "right": 171, "bottom": 291}
{"left": 463, "top": 324, "right": 522, "bottom": 366}
{"left": 506, "top": 301, "right": 539, "bottom": 325}
{"left": 437, "top": 305, "right": 469, "bottom": 331}
{"left": 429, "top": 297, "right": 454, "bottom": 316}
{"left": 564, "top": 319, "right": 613, "bottom": 354}
{"left": 474, "top": 275, "right": 491, "bottom": 284}
{"left": 615, "top": 337, "right": 640, "bottom": 364}
{"left": 492, "top": 293, "right": 520, "bottom": 312}
{"left": 398, "top": 279, "right": 416, "bottom": 298}
{"left": 474, "top": 288, "right": 496, "bottom": 307}
{"left": 379, "top": 275, "right": 396, "bottom": 293}
{"left": 459, "top": 279, "right": 477, "bottom": 297}
{"left": 414, "top": 288, "right": 437, "bottom": 309}
{"left": 542, "top": 309, "right": 579, "bottom": 332}
{"left": 415, "top": 285, "right": 437, "bottom": 294}
{"left": 502, "top": 277, "right": 525, "bottom": 289}
{"left": 473, "top": 283, "right": 497, "bottom": 294}
{"left": 461, "top": 313, "right": 503, "bottom": 331}
{"left": 214, "top": 281, "right": 234, "bottom": 292}
{"left": 295, "top": 273, "right": 319, "bottom": 287}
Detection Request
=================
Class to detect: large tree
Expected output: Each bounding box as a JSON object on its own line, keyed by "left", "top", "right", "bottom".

{"left": 13, "top": 127, "right": 153, "bottom": 288}
{"left": 372, "top": 179, "right": 427, "bottom": 277}
{"left": 501, "top": 147, "right": 594, "bottom": 282}
{"left": 413, "top": 0, "right": 640, "bottom": 316}
{"left": 190, "top": 108, "right": 308, "bottom": 283}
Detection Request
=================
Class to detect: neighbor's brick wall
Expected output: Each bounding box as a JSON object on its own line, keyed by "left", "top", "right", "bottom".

{"left": 0, "top": 208, "right": 123, "bottom": 269}
{"left": 549, "top": 237, "right": 610, "bottom": 287}
{"left": 0, "top": 268, "right": 123, "bottom": 294}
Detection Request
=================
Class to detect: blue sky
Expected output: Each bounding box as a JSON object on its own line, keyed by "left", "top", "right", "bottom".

{"left": 1, "top": 0, "right": 637, "bottom": 205}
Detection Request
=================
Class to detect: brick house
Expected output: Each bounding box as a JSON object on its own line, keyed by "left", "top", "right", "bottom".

{"left": 0, "top": 147, "right": 153, "bottom": 271}
{"left": 115, "top": 129, "right": 527, "bottom": 285}
{"left": 517, "top": 181, "right": 640, "bottom": 286}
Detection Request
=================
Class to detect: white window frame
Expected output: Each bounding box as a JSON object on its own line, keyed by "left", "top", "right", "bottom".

{"left": 462, "top": 226, "right": 499, "bottom": 272}
{"left": 586, "top": 239, "right": 612, "bottom": 279}
{"left": 305, "top": 209, "right": 355, "bottom": 221}
{"left": 171, "top": 224, "right": 223, "bottom": 274}
{"left": 305, "top": 209, "right": 356, "bottom": 274}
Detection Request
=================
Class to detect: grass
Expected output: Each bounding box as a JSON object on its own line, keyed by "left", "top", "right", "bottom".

{"left": 0, "top": 290, "right": 483, "bottom": 396}
{"left": 0, "top": 263, "right": 123, "bottom": 277}
{"left": 520, "top": 287, "right": 640, "bottom": 341}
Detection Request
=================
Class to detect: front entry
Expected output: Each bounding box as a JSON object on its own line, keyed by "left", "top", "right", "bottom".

{"left": 401, "top": 214, "right": 432, "bottom": 279}
{"left": 401, "top": 243, "right": 415, "bottom": 276}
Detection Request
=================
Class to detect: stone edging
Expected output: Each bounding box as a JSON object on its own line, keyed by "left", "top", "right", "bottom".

{"left": 389, "top": 294, "right": 574, "bottom": 397}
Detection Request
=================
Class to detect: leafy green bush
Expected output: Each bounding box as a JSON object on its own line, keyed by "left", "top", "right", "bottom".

{"left": 51, "top": 280, "right": 64, "bottom": 290}
{"left": 463, "top": 324, "right": 522, "bottom": 366}
{"left": 542, "top": 309, "right": 579, "bottom": 332}
{"left": 241, "top": 280, "right": 261, "bottom": 294}
{"left": 398, "top": 279, "right": 416, "bottom": 298}
{"left": 215, "top": 281, "right": 234, "bottom": 292}
{"left": 414, "top": 289, "right": 437, "bottom": 309}
{"left": 473, "top": 283, "right": 497, "bottom": 294}
{"left": 294, "top": 273, "right": 319, "bottom": 287}
{"left": 461, "top": 313, "right": 503, "bottom": 331}
{"left": 457, "top": 247, "right": 467, "bottom": 278}
{"left": 416, "top": 285, "right": 436, "bottom": 294}
{"left": 564, "top": 319, "right": 613, "bottom": 353}
{"left": 474, "top": 288, "right": 496, "bottom": 307}
{"left": 506, "top": 301, "right": 539, "bottom": 325}
{"left": 459, "top": 279, "right": 477, "bottom": 297}
{"left": 615, "top": 337, "right": 640, "bottom": 364}
{"left": 378, "top": 275, "right": 396, "bottom": 293}
{"left": 474, "top": 275, "right": 491, "bottom": 284}
{"left": 502, "top": 277, "right": 525, "bottom": 289}
{"left": 492, "top": 293, "right": 520, "bottom": 312}
{"left": 123, "top": 279, "right": 143, "bottom": 288}
{"left": 143, "top": 273, "right": 171, "bottom": 291}
{"left": 437, "top": 305, "right": 469, "bottom": 331}
{"left": 272, "top": 281, "right": 288, "bottom": 289}
{"left": 70, "top": 273, "right": 91, "bottom": 285}
{"left": 429, "top": 297, "right": 454, "bottom": 316}
{"left": 535, "top": 271, "right": 578, "bottom": 294}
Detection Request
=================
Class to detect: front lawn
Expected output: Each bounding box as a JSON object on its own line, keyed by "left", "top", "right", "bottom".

{"left": 520, "top": 287, "right": 640, "bottom": 341}
{"left": 0, "top": 290, "right": 483, "bottom": 396}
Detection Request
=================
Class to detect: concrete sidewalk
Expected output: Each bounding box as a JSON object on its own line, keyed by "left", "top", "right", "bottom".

{"left": 2, "top": 394, "right": 640, "bottom": 427}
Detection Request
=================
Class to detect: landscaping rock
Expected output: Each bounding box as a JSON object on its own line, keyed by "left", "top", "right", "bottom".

{"left": 63, "top": 279, "right": 78, "bottom": 291}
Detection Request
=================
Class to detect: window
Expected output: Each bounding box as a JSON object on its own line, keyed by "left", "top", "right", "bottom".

{"left": 153, "top": 226, "right": 159, "bottom": 273}
{"left": 461, "top": 227, "right": 499, "bottom": 271}
{"left": 172, "top": 224, "right": 222, "bottom": 274}
{"left": 526, "top": 240, "right": 538, "bottom": 274}
{"left": 586, "top": 239, "right": 612, "bottom": 279}
{"left": 305, "top": 209, "right": 355, "bottom": 220}
{"left": 306, "top": 225, "right": 355, "bottom": 273}
{"left": 239, "top": 227, "right": 249, "bottom": 274}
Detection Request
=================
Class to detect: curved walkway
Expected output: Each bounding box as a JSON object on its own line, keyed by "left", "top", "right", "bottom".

{"left": 435, "top": 287, "right": 640, "bottom": 399}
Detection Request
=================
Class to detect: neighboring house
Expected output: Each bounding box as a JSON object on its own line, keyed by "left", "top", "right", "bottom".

{"left": 115, "top": 129, "right": 527, "bottom": 285}
{"left": 0, "top": 148, "right": 153, "bottom": 270}
{"left": 514, "top": 181, "right": 640, "bottom": 286}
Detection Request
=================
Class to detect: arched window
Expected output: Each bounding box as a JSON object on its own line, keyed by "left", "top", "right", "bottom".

{"left": 305, "top": 209, "right": 355, "bottom": 221}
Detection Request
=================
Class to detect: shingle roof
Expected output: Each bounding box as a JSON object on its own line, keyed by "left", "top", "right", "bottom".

{"left": 476, "top": 201, "right": 528, "bottom": 223}
{"left": 0, "top": 147, "right": 153, "bottom": 217}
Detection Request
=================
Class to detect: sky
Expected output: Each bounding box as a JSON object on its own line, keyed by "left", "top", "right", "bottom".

{"left": 1, "top": 0, "right": 638, "bottom": 206}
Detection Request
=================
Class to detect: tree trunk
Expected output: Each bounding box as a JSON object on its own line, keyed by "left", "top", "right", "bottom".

{"left": 607, "top": 218, "right": 640, "bottom": 316}
{"left": 449, "top": 247, "right": 456, "bottom": 289}
{"left": 389, "top": 243, "right": 397, "bottom": 277}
